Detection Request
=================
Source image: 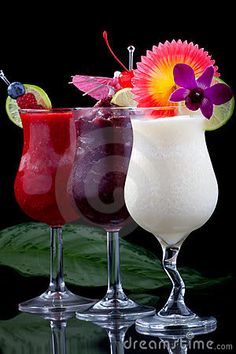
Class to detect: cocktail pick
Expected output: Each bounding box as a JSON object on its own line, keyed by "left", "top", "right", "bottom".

{"left": 127, "top": 46, "right": 135, "bottom": 71}
{"left": 0, "top": 70, "right": 11, "bottom": 85}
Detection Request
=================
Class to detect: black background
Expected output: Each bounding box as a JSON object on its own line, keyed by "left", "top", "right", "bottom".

{"left": 0, "top": 3, "right": 235, "bottom": 352}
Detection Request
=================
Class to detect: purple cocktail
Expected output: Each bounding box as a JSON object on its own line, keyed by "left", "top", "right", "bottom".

{"left": 72, "top": 107, "right": 154, "bottom": 320}
{"left": 72, "top": 108, "right": 132, "bottom": 229}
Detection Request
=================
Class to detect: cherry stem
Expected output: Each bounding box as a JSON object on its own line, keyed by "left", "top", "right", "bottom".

{"left": 103, "top": 31, "right": 128, "bottom": 72}
{"left": 0, "top": 70, "right": 11, "bottom": 86}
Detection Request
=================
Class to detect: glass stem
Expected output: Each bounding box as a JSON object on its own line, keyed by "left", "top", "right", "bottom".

{"left": 163, "top": 338, "right": 188, "bottom": 354}
{"left": 50, "top": 321, "right": 67, "bottom": 354}
{"left": 49, "top": 227, "right": 66, "bottom": 293}
{"left": 105, "top": 231, "right": 127, "bottom": 301}
{"left": 108, "top": 330, "right": 125, "bottom": 354}
{"left": 158, "top": 241, "right": 193, "bottom": 317}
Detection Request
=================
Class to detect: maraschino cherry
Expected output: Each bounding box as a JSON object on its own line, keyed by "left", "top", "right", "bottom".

{"left": 118, "top": 70, "right": 134, "bottom": 88}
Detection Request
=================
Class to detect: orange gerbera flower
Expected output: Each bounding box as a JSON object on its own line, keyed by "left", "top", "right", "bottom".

{"left": 132, "top": 40, "right": 219, "bottom": 107}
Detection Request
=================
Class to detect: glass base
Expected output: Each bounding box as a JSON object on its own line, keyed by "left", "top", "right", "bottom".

{"left": 136, "top": 313, "right": 217, "bottom": 336}
{"left": 76, "top": 297, "right": 155, "bottom": 321}
{"left": 18, "top": 288, "right": 95, "bottom": 314}
{"left": 42, "top": 311, "right": 75, "bottom": 322}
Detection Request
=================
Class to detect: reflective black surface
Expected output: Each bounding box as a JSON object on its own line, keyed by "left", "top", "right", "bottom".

{"left": 0, "top": 266, "right": 234, "bottom": 353}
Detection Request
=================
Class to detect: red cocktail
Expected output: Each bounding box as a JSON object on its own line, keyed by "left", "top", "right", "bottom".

{"left": 15, "top": 108, "right": 94, "bottom": 314}
{"left": 15, "top": 109, "right": 77, "bottom": 225}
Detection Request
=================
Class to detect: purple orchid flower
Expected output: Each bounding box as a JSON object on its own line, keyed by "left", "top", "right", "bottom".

{"left": 169, "top": 64, "right": 233, "bottom": 119}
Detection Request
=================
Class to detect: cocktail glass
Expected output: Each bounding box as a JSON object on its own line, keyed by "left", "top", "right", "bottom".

{"left": 72, "top": 107, "right": 155, "bottom": 321}
{"left": 124, "top": 107, "right": 218, "bottom": 333}
{"left": 15, "top": 108, "right": 94, "bottom": 314}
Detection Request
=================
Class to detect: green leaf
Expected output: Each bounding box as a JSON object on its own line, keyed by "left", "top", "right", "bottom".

{"left": 0, "top": 313, "right": 106, "bottom": 354}
{"left": 0, "top": 222, "right": 228, "bottom": 292}
{"left": 128, "top": 293, "right": 160, "bottom": 307}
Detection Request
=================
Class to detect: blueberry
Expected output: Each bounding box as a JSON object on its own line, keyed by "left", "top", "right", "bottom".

{"left": 7, "top": 82, "right": 25, "bottom": 99}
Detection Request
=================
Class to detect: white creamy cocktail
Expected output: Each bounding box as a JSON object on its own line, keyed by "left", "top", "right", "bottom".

{"left": 124, "top": 108, "right": 219, "bottom": 333}
{"left": 125, "top": 114, "right": 218, "bottom": 246}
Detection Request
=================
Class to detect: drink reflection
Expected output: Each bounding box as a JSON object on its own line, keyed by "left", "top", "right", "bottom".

{"left": 136, "top": 322, "right": 217, "bottom": 354}
{"left": 0, "top": 312, "right": 105, "bottom": 353}
{"left": 0, "top": 312, "right": 216, "bottom": 353}
{"left": 42, "top": 312, "right": 73, "bottom": 354}
{"left": 92, "top": 318, "right": 134, "bottom": 354}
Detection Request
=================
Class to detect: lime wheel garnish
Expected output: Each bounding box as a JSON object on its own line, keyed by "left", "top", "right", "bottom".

{"left": 206, "top": 77, "right": 235, "bottom": 131}
{"left": 111, "top": 88, "right": 137, "bottom": 107}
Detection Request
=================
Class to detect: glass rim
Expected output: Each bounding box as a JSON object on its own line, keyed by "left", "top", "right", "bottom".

{"left": 72, "top": 106, "right": 205, "bottom": 122}
{"left": 74, "top": 106, "right": 179, "bottom": 111}
{"left": 18, "top": 106, "right": 203, "bottom": 118}
{"left": 19, "top": 106, "right": 181, "bottom": 113}
{"left": 19, "top": 108, "right": 74, "bottom": 113}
